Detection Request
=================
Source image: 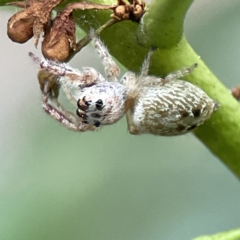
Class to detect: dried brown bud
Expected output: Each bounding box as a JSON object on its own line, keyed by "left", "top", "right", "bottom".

{"left": 42, "top": 11, "right": 76, "bottom": 61}
{"left": 41, "top": 2, "right": 117, "bottom": 61}
{"left": 7, "top": 0, "right": 64, "bottom": 47}
{"left": 7, "top": 12, "right": 34, "bottom": 43}
{"left": 111, "top": 0, "right": 146, "bottom": 21}
{"left": 231, "top": 86, "right": 240, "bottom": 101}
{"left": 38, "top": 69, "right": 59, "bottom": 98}
{"left": 113, "top": 5, "right": 131, "bottom": 20}
{"left": 42, "top": 30, "right": 72, "bottom": 62}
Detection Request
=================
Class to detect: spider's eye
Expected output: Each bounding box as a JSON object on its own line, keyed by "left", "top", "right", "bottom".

{"left": 82, "top": 96, "right": 91, "bottom": 106}
{"left": 95, "top": 99, "right": 104, "bottom": 110}
{"left": 96, "top": 99, "right": 103, "bottom": 105}
{"left": 77, "top": 97, "right": 92, "bottom": 111}
{"left": 94, "top": 121, "right": 101, "bottom": 127}
{"left": 76, "top": 109, "right": 88, "bottom": 119}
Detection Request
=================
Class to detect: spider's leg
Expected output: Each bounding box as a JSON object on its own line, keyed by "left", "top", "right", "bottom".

{"left": 120, "top": 48, "right": 155, "bottom": 99}
{"left": 62, "top": 85, "right": 78, "bottom": 105}
{"left": 165, "top": 63, "right": 198, "bottom": 82}
{"left": 29, "top": 52, "right": 105, "bottom": 89}
{"left": 42, "top": 101, "right": 96, "bottom": 131}
{"left": 137, "top": 48, "right": 166, "bottom": 87}
{"left": 90, "top": 31, "right": 120, "bottom": 81}
{"left": 139, "top": 48, "right": 155, "bottom": 80}
{"left": 42, "top": 83, "right": 96, "bottom": 132}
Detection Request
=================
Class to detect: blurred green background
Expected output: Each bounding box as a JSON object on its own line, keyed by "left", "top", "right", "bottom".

{"left": 1, "top": 1, "right": 240, "bottom": 239}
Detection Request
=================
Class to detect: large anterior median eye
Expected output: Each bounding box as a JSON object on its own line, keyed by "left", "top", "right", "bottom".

{"left": 95, "top": 99, "right": 104, "bottom": 110}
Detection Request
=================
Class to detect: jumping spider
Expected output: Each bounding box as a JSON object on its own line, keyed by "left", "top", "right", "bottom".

{"left": 30, "top": 32, "right": 218, "bottom": 135}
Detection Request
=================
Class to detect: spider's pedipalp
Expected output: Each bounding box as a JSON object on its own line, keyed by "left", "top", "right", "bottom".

{"left": 42, "top": 96, "right": 96, "bottom": 132}
{"left": 41, "top": 78, "right": 97, "bottom": 132}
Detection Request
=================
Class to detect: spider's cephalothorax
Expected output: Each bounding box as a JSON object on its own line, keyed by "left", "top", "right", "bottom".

{"left": 30, "top": 32, "right": 218, "bottom": 135}
{"left": 75, "top": 82, "right": 127, "bottom": 127}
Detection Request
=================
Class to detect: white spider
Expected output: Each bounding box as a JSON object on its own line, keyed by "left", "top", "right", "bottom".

{"left": 29, "top": 32, "right": 219, "bottom": 135}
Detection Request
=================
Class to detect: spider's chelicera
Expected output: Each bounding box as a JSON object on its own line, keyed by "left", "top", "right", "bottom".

{"left": 29, "top": 32, "right": 219, "bottom": 135}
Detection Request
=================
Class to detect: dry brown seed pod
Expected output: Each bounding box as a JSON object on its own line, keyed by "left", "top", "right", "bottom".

{"left": 41, "top": 2, "right": 117, "bottom": 61}
{"left": 7, "top": 0, "right": 64, "bottom": 47}
{"left": 231, "top": 85, "right": 240, "bottom": 101}
{"left": 42, "top": 30, "right": 72, "bottom": 62}
{"left": 7, "top": 14, "right": 34, "bottom": 43}
{"left": 42, "top": 13, "right": 76, "bottom": 61}
{"left": 38, "top": 69, "right": 59, "bottom": 99}
{"left": 111, "top": 0, "right": 146, "bottom": 21}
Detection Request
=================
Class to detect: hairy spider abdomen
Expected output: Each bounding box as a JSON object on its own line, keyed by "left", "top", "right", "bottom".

{"left": 128, "top": 80, "right": 219, "bottom": 136}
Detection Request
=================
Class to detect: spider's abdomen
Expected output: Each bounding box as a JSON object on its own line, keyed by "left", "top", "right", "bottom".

{"left": 129, "top": 80, "right": 219, "bottom": 136}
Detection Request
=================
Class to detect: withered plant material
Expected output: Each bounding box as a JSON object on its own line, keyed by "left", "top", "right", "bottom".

{"left": 231, "top": 86, "right": 240, "bottom": 101}
{"left": 41, "top": 13, "right": 76, "bottom": 62}
{"left": 7, "top": 0, "right": 64, "bottom": 47}
{"left": 111, "top": 0, "right": 146, "bottom": 21}
{"left": 38, "top": 69, "right": 59, "bottom": 99}
{"left": 42, "top": 2, "right": 118, "bottom": 61}
{"left": 7, "top": 0, "right": 146, "bottom": 53}
{"left": 41, "top": 0, "right": 146, "bottom": 61}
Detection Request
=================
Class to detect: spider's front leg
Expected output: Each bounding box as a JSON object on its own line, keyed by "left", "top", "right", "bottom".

{"left": 42, "top": 81, "right": 96, "bottom": 132}
{"left": 90, "top": 31, "right": 120, "bottom": 81}
{"left": 29, "top": 52, "right": 106, "bottom": 89}
{"left": 30, "top": 51, "right": 107, "bottom": 106}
